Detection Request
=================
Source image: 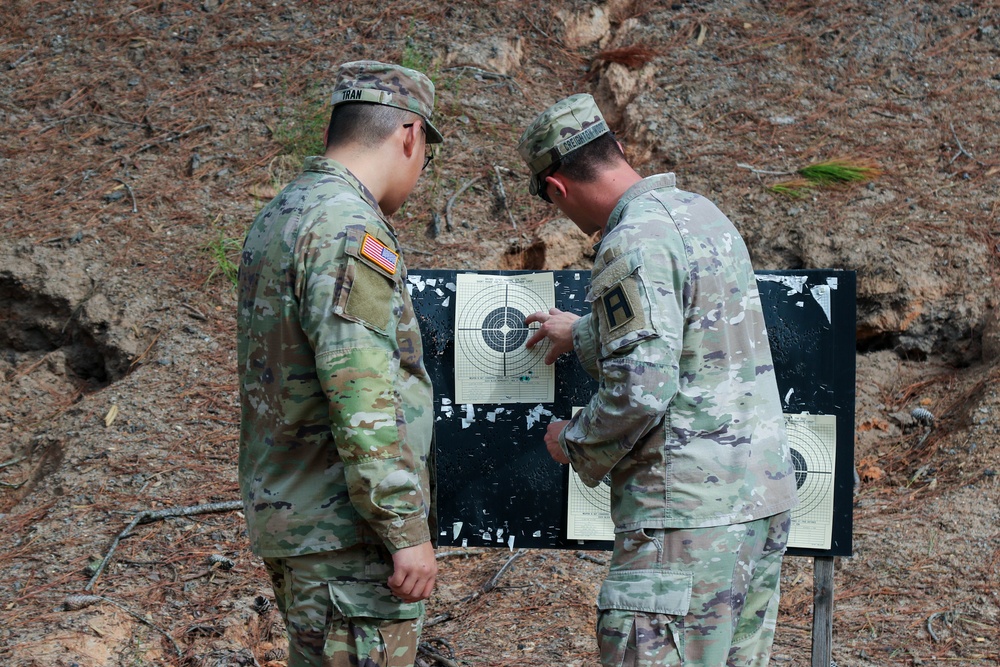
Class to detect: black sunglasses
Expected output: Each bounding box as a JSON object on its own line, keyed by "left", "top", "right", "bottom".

{"left": 536, "top": 163, "right": 559, "bottom": 203}
{"left": 403, "top": 122, "right": 434, "bottom": 171}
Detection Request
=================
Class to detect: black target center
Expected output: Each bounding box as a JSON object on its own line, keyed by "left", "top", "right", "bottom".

{"left": 791, "top": 448, "right": 807, "bottom": 490}
{"left": 481, "top": 307, "right": 528, "bottom": 353}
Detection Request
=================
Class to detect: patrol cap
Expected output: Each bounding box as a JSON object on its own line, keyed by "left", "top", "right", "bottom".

{"left": 516, "top": 93, "right": 610, "bottom": 195}
{"left": 331, "top": 60, "right": 443, "bottom": 144}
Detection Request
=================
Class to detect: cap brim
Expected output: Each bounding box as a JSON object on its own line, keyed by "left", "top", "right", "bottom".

{"left": 424, "top": 119, "right": 443, "bottom": 144}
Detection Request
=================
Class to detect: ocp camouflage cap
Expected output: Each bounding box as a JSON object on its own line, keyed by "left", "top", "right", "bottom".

{"left": 331, "top": 60, "right": 443, "bottom": 144}
{"left": 516, "top": 94, "right": 610, "bottom": 195}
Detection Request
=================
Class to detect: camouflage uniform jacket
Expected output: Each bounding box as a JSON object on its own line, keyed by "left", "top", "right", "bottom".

{"left": 563, "top": 173, "right": 798, "bottom": 531}
{"left": 237, "top": 156, "right": 434, "bottom": 558}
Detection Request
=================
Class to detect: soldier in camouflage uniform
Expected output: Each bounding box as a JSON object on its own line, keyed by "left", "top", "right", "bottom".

{"left": 518, "top": 94, "right": 799, "bottom": 666}
{"left": 237, "top": 61, "right": 442, "bottom": 667}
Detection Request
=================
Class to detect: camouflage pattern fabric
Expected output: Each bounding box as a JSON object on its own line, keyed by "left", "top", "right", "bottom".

{"left": 331, "top": 60, "right": 443, "bottom": 144}
{"left": 596, "top": 512, "right": 791, "bottom": 666}
{"left": 562, "top": 173, "right": 799, "bottom": 531}
{"left": 264, "top": 546, "right": 423, "bottom": 667}
{"left": 237, "top": 155, "right": 434, "bottom": 558}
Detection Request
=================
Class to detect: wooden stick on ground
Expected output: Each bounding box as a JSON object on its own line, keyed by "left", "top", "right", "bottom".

{"left": 493, "top": 165, "right": 517, "bottom": 230}
{"left": 85, "top": 499, "right": 242, "bottom": 591}
{"left": 461, "top": 548, "right": 527, "bottom": 603}
{"left": 445, "top": 175, "right": 484, "bottom": 232}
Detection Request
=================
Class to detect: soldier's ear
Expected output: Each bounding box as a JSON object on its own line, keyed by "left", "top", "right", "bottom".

{"left": 545, "top": 173, "right": 568, "bottom": 201}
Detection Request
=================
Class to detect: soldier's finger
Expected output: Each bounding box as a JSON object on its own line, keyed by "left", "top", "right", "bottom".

{"left": 524, "top": 310, "right": 547, "bottom": 326}
{"left": 524, "top": 327, "right": 548, "bottom": 349}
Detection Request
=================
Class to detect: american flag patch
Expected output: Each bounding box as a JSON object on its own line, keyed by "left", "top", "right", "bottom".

{"left": 360, "top": 233, "right": 398, "bottom": 275}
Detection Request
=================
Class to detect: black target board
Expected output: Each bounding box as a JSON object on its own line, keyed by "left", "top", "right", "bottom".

{"left": 409, "top": 270, "right": 855, "bottom": 557}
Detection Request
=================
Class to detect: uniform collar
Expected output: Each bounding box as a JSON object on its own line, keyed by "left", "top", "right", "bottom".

{"left": 301, "top": 156, "right": 395, "bottom": 232}
{"left": 603, "top": 173, "right": 677, "bottom": 237}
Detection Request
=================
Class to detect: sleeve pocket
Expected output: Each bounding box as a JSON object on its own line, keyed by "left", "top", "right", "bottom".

{"left": 586, "top": 250, "right": 659, "bottom": 359}
{"left": 597, "top": 569, "right": 692, "bottom": 616}
{"left": 335, "top": 225, "right": 400, "bottom": 335}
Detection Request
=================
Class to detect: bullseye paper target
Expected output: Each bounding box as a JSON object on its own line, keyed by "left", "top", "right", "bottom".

{"left": 455, "top": 273, "right": 555, "bottom": 404}
{"left": 567, "top": 469, "right": 616, "bottom": 541}
{"left": 785, "top": 413, "right": 837, "bottom": 550}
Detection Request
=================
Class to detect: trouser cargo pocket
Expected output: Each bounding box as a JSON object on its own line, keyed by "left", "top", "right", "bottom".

{"left": 596, "top": 569, "right": 692, "bottom": 667}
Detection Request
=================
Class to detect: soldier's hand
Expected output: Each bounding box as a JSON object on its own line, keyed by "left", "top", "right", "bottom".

{"left": 389, "top": 541, "right": 437, "bottom": 602}
{"left": 544, "top": 420, "right": 570, "bottom": 464}
{"left": 525, "top": 308, "right": 579, "bottom": 364}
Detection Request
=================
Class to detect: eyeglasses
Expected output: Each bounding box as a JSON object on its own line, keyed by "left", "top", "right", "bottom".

{"left": 403, "top": 122, "right": 434, "bottom": 171}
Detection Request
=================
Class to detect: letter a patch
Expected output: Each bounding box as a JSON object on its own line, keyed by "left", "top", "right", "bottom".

{"left": 602, "top": 284, "right": 635, "bottom": 330}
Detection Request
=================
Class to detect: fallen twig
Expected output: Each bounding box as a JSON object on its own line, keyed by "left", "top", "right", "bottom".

{"left": 462, "top": 548, "right": 526, "bottom": 603}
{"left": 424, "top": 612, "right": 452, "bottom": 628}
{"left": 113, "top": 178, "right": 138, "bottom": 213}
{"left": 0, "top": 456, "right": 26, "bottom": 470}
{"left": 493, "top": 165, "right": 517, "bottom": 230}
{"left": 417, "top": 636, "right": 460, "bottom": 667}
{"left": 7, "top": 47, "right": 35, "bottom": 70}
{"left": 444, "top": 175, "right": 484, "bottom": 232}
{"left": 135, "top": 124, "right": 212, "bottom": 155}
{"left": 402, "top": 245, "right": 435, "bottom": 257}
{"left": 63, "top": 594, "right": 182, "bottom": 657}
{"left": 442, "top": 66, "right": 511, "bottom": 81}
{"left": 85, "top": 499, "right": 242, "bottom": 591}
{"left": 576, "top": 551, "right": 608, "bottom": 566}
{"left": 948, "top": 122, "right": 981, "bottom": 166}
{"left": 435, "top": 549, "right": 485, "bottom": 560}
{"left": 736, "top": 163, "right": 796, "bottom": 176}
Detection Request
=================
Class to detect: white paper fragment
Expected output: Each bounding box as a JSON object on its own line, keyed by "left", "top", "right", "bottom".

{"left": 526, "top": 404, "right": 554, "bottom": 430}
{"left": 407, "top": 274, "right": 427, "bottom": 292}
{"left": 810, "top": 284, "right": 832, "bottom": 323}
{"left": 757, "top": 274, "right": 808, "bottom": 295}
{"left": 452, "top": 522, "right": 463, "bottom": 540}
{"left": 461, "top": 404, "right": 476, "bottom": 429}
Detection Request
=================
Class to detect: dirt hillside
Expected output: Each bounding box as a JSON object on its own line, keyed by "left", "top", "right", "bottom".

{"left": 1, "top": 1, "right": 997, "bottom": 666}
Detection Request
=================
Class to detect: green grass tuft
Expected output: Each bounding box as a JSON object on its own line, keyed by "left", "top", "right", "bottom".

{"left": 205, "top": 231, "right": 242, "bottom": 287}
{"left": 797, "top": 159, "right": 882, "bottom": 185}
{"left": 274, "top": 93, "right": 329, "bottom": 161}
{"left": 768, "top": 180, "right": 814, "bottom": 199}
{"left": 767, "top": 158, "right": 882, "bottom": 198}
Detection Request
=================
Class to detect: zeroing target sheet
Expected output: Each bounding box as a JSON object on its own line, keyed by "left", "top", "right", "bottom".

{"left": 454, "top": 272, "right": 555, "bottom": 404}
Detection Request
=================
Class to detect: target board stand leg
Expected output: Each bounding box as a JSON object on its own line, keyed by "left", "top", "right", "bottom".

{"left": 811, "top": 556, "right": 835, "bottom": 667}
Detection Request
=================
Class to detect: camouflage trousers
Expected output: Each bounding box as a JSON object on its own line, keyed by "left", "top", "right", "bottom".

{"left": 263, "top": 544, "right": 424, "bottom": 667}
{"left": 597, "top": 511, "right": 791, "bottom": 667}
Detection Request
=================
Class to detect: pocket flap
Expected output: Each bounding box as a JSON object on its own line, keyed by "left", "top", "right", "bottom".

{"left": 585, "top": 250, "right": 641, "bottom": 303}
{"left": 597, "top": 569, "right": 692, "bottom": 616}
{"left": 327, "top": 581, "right": 423, "bottom": 620}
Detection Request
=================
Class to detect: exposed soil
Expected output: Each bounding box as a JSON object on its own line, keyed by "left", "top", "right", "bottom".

{"left": 1, "top": 1, "right": 998, "bottom": 666}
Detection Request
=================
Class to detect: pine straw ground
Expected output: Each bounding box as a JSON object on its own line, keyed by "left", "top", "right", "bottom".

{"left": 1, "top": 1, "right": 999, "bottom": 666}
